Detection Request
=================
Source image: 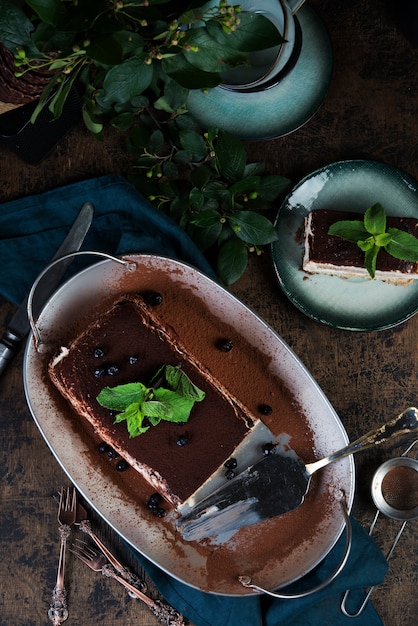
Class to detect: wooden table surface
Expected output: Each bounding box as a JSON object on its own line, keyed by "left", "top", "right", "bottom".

{"left": 0, "top": 1, "right": 417, "bottom": 624}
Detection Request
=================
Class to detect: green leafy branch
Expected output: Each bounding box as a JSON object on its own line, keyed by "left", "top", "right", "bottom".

{"left": 127, "top": 113, "right": 291, "bottom": 284}
{"left": 96, "top": 364, "right": 205, "bottom": 438}
{"left": 0, "top": 0, "right": 283, "bottom": 132}
{"left": 0, "top": 0, "right": 291, "bottom": 284}
{"left": 328, "top": 203, "right": 418, "bottom": 278}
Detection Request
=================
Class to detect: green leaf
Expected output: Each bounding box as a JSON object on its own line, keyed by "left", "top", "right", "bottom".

{"left": 179, "top": 129, "right": 207, "bottom": 160}
{"left": 114, "top": 402, "right": 149, "bottom": 438}
{"left": 25, "top": 0, "right": 67, "bottom": 27}
{"left": 230, "top": 176, "right": 261, "bottom": 195}
{"left": 0, "top": 0, "right": 41, "bottom": 54}
{"left": 189, "top": 188, "right": 205, "bottom": 210}
{"left": 257, "top": 175, "right": 292, "bottom": 201}
{"left": 152, "top": 388, "right": 196, "bottom": 423}
{"left": 364, "top": 203, "right": 386, "bottom": 235}
{"left": 142, "top": 400, "right": 174, "bottom": 420}
{"left": 230, "top": 211, "right": 278, "bottom": 245}
{"left": 183, "top": 27, "right": 248, "bottom": 72}
{"left": 162, "top": 54, "right": 221, "bottom": 89}
{"left": 96, "top": 364, "right": 205, "bottom": 437}
{"left": 217, "top": 238, "right": 248, "bottom": 285}
{"left": 190, "top": 209, "right": 222, "bottom": 228}
{"left": 385, "top": 228, "right": 418, "bottom": 261}
{"left": 100, "top": 56, "right": 153, "bottom": 105}
{"left": 215, "top": 130, "right": 246, "bottom": 183}
{"left": 357, "top": 237, "right": 375, "bottom": 252}
{"left": 206, "top": 12, "right": 285, "bottom": 52}
{"left": 188, "top": 221, "right": 223, "bottom": 251}
{"left": 328, "top": 220, "right": 370, "bottom": 243}
{"left": 364, "top": 245, "right": 379, "bottom": 279}
{"left": 374, "top": 232, "right": 392, "bottom": 247}
{"left": 164, "top": 364, "right": 206, "bottom": 401}
{"left": 110, "top": 112, "right": 135, "bottom": 131}
{"left": 97, "top": 383, "right": 147, "bottom": 412}
{"left": 86, "top": 34, "right": 124, "bottom": 66}
{"left": 82, "top": 107, "right": 103, "bottom": 135}
{"left": 190, "top": 165, "right": 212, "bottom": 189}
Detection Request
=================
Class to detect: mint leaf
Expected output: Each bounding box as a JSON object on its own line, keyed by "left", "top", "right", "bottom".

{"left": 114, "top": 402, "right": 150, "bottom": 438}
{"left": 364, "top": 203, "right": 386, "bottom": 235}
{"left": 164, "top": 364, "right": 206, "bottom": 401}
{"left": 142, "top": 399, "right": 174, "bottom": 420}
{"left": 328, "top": 203, "right": 418, "bottom": 279}
{"left": 153, "top": 388, "right": 196, "bottom": 423}
{"left": 364, "top": 245, "right": 379, "bottom": 279}
{"left": 385, "top": 228, "right": 418, "bottom": 261}
{"left": 328, "top": 220, "right": 369, "bottom": 243}
{"left": 96, "top": 365, "right": 205, "bottom": 437}
{"left": 97, "top": 383, "right": 147, "bottom": 411}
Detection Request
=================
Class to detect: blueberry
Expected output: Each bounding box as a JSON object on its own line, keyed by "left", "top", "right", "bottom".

{"left": 224, "top": 457, "right": 237, "bottom": 469}
{"left": 93, "top": 347, "right": 104, "bottom": 358}
{"left": 262, "top": 442, "right": 276, "bottom": 456}
{"left": 147, "top": 493, "right": 162, "bottom": 510}
{"left": 259, "top": 404, "right": 273, "bottom": 416}
{"left": 155, "top": 507, "right": 166, "bottom": 518}
{"left": 116, "top": 459, "right": 129, "bottom": 472}
{"left": 98, "top": 441, "right": 109, "bottom": 453}
{"left": 129, "top": 356, "right": 138, "bottom": 365}
{"left": 107, "top": 448, "right": 119, "bottom": 459}
{"left": 144, "top": 291, "right": 163, "bottom": 306}
{"left": 176, "top": 434, "right": 189, "bottom": 447}
{"left": 218, "top": 339, "right": 233, "bottom": 352}
{"left": 94, "top": 367, "right": 106, "bottom": 379}
{"left": 225, "top": 469, "right": 236, "bottom": 480}
{"left": 107, "top": 364, "right": 120, "bottom": 376}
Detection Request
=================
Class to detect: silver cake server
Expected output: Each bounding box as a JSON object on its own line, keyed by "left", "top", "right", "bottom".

{"left": 177, "top": 407, "right": 418, "bottom": 541}
{"left": 0, "top": 201, "right": 94, "bottom": 377}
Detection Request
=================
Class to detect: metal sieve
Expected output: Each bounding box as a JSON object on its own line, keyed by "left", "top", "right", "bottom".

{"left": 341, "top": 439, "right": 418, "bottom": 617}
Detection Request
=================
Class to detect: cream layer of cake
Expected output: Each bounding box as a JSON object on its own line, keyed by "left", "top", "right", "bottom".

{"left": 49, "top": 294, "right": 261, "bottom": 508}
{"left": 303, "top": 209, "right": 418, "bottom": 284}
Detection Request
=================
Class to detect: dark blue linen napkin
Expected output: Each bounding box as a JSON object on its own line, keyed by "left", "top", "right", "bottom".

{"left": 129, "top": 517, "right": 387, "bottom": 626}
{"left": 0, "top": 174, "right": 215, "bottom": 306}
{"left": 0, "top": 175, "right": 388, "bottom": 625}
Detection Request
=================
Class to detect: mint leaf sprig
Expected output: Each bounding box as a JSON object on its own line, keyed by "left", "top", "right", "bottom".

{"left": 328, "top": 203, "right": 418, "bottom": 279}
{"left": 96, "top": 365, "right": 205, "bottom": 438}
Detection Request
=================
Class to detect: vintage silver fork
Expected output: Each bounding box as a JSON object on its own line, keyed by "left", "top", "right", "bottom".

{"left": 48, "top": 487, "right": 77, "bottom": 625}
{"left": 70, "top": 540, "right": 187, "bottom": 626}
{"left": 75, "top": 500, "right": 147, "bottom": 595}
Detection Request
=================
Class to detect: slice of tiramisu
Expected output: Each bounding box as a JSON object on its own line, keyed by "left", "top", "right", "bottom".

{"left": 48, "top": 294, "right": 260, "bottom": 509}
{"left": 302, "top": 209, "right": 418, "bottom": 285}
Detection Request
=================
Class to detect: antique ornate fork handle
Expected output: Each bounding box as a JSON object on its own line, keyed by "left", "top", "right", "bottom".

{"left": 101, "top": 564, "right": 186, "bottom": 626}
{"left": 48, "top": 524, "right": 71, "bottom": 625}
{"left": 79, "top": 519, "right": 147, "bottom": 595}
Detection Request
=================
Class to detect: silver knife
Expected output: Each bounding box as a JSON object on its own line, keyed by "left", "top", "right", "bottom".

{"left": 0, "top": 201, "right": 94, "bottom": 376}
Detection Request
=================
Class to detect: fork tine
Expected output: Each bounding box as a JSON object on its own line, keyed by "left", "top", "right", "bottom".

{"left": 70, "top": 539, "right": 98, "bottom": 560}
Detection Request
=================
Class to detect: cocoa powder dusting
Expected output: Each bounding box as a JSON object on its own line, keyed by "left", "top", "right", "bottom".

{"left": 381, "top": 466, "right": 418, "bottom": 511}
{"left": 41, "top": 261, "right": 346, "bottom": 594}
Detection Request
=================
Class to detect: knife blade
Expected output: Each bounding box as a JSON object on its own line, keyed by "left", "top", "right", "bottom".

{"left": 0, "top": 201, "right": 94, "bottom": 376}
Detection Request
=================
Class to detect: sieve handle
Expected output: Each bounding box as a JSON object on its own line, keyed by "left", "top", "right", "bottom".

{"left": 306, "top": 407, "right": 418, "bottom": 475}
{"left": 27, "top": 251, "right": 135, "bottom": 349}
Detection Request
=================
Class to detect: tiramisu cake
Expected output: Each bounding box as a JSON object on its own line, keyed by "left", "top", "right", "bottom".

{"left": 48, "top": 293, "right": 262, "bottom": 509}
{"left": 302, "top": 209, "right": 418, "bottom": 284}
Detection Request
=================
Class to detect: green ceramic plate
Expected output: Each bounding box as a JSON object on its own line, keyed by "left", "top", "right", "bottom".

{"left": 187, "top": 4, "right": 332, "bottom": 140}
{"left": 271, "top": 160, "right": 418, "bottom": 331}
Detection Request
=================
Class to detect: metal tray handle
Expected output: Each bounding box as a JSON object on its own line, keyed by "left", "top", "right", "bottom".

{"left": 239, "top": 499, "right": 352, "bottom": 599}
{"left": 27, "top": 251, "right": 135, "bottom": 349}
